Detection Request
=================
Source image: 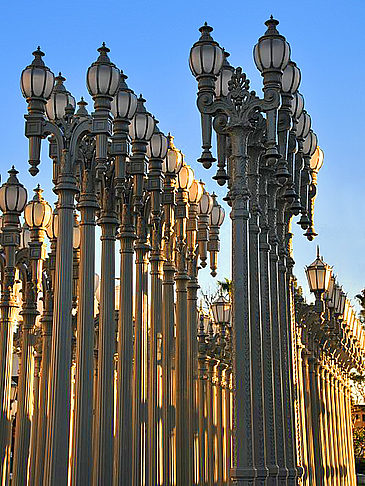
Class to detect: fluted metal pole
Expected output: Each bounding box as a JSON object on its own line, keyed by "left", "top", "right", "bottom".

{"left": 229, "top": 127, "right": 255, "bottom": 486}
{"left": 71, "top": 187, "right": 98, "bottom": 485}
{"left": 187, "top": 201, "right": 200, "bottom": 486}
{"left": 175, "top": 187, "right": 191, "bottom": 485}
{"left": 148, "top": 147, "right": 164, "bottom": 486}
{"left": 34, "top": 283, "right": 53, "bottom": 486}
{"left": 267, "top": 177, "right": 288, "bottom": 486}
{"left": 302, "top": 349, "right": 316, "bottom": 486}
{"left": 162, "top": 174, "right": 176, "bottom": 486}
{"left": 0, "top": 201, "right": 22, "bottom": 484}
{"left": 197, "top": 317, "right": 208, "bottom": 486}
{"left": 93, "top": 199, "right": 118, "bottom": 485}
{"left": 133, "top": 216, "right": 149, "bottom": 486}
{"left": 12, "top": 279, "right": 38, "bottom": 486}
{"left": 44, "top": 169, "right": 77, "bottom": 484}
{"left": 114, "top": 201, "right": 136, "bottom": 486}
{"left": 28, "top": 350, "right": 41, "bottom": 486}
{"left": 258, "top": 164, "right": 279, "bottom": 486}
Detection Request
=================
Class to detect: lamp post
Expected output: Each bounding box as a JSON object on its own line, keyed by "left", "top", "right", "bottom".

{"left": 21, "top": 42, "right": 119, "bottom": 484}
{"left": 305, "top": 247, "right": 332, "bottom": 318}
{"left": 190, "top": 16, "right": 321, "bottom": 485}
{"left": 161, "top": 134, "right": 182, "bottom": 485}
{"left": 12, "top": 186, "right": 51, "bottom": 486}
{"left": 0, "top": 168, "right": 27, "bottom": 481}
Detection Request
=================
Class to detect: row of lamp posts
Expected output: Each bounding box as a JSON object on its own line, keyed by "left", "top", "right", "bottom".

{"left": 0, "top": 39, "right": 227, "bottom": 486}
{"left": 189, "top": 16, "right": 324, "bottom": 485}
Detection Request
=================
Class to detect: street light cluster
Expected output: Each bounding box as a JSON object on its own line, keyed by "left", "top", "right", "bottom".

{"left": 306, "top": 249, "right": 365, "bottom": 368}
{"left": 189, "top": 16, "right": 325, "bottom": 485}
{"left": 0, "top": 42, "right": 228, "bottom": 485}
{"left": 295, "top": 251, "right": 365, "bottom": 484}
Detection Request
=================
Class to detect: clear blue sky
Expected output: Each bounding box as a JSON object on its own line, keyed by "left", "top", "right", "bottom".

{"left": 1, "top": 0, "right": 364, "bottom": 303}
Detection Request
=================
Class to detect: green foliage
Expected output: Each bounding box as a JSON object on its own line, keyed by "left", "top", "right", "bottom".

{"left": 217, "top": 278, "right": 232, "bottom": 297}
{"left": 353, "top": 426, "right": 365, "bottom": 458}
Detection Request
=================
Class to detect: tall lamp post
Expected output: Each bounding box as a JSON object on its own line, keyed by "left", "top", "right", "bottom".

{"left": 0, "top": 168, "right": 27, "bottom": 481}
{"left": 190, "top": 17, "right": 322, "bottom": 485}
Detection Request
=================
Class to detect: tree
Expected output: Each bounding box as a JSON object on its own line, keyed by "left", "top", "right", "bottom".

{"left": 353, "top": 426, "right": 365, "bottom": 458}
{"left": 355, "top": 289, "right": 365, "bottom": 323}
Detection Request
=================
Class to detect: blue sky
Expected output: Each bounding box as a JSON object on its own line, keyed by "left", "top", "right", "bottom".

{"left": 1, "top": 0, "right": 364, "bottom": 303}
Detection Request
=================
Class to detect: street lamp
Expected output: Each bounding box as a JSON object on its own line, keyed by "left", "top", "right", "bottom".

{"left": 190, "top": 15, "right": 320, "bottom": 484}
{"left": 0, "top": 167, "right": 27, "bottom": 482}
{"left": 305, "top": 247, "right": 332, "bottom": 315}
{"left": 211, "top": 293, "right": 231, "bottom": 326}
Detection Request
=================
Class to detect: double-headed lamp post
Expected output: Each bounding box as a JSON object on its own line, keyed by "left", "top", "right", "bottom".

{"left": 190, "top": 16, "right": 322, "bottom": 485}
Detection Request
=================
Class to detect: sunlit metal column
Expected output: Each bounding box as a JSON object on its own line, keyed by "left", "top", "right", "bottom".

{"left": 13, "top": 184, "right": 50, "bottom": 486}
{"left": 319, "top": 362, "right": 330, "bottom": 484}
{"left": 206, "top": 356, "right": 216, "bottom": 486}
{"left": 114, "top": 201, "right": 136, "bottom": 486}
{"left": 329, "top": 371, "right": 339, "bottom": 483}
{"left": 34, "top": 273, "right": 54, "bottom": 486}
{"left": 162, "top": 169, "right": 176, "bottom": 486}
{"left": 309, "top": 357, "right": 325, "bottom": 484}
{"left": 175, "top": 180, "right": 192, "bottom": 485}
{"left": 28, "top": 349, "right": 41, "bottom": 486}
{"left": 147, "top": 125, "right": 167, "bottom": 486}
{"left": 302, "top": 347, "right": 316, "bottom": 485}
{"left": 344, "top": 382, "right": 356, "bottom": 485}
{"left": 224, "top": 367, "right": 232, "bottom": 486}
{"left": 216, "top": 361, "right": 225, "bottom": 485}
{"left": 0, "top": 169, "right": 27, "bottom": 484}
{"left": 111, "top": 73, "right": 137, "bottom": 486}
{"left": 197, "top": 315, "right": 208, "bottom": 486}
{"left": 187, "top": 186, "right": 203, "bottom": 486}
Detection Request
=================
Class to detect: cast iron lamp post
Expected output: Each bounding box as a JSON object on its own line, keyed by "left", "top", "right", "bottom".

{"left": 20, "top": 42, "right": 121, "bottom": 484}
{"left": 190, "top": 16, "right": 323, "bottom": 485}
{"left": 305, "top": 247, "right": 332, "bottom": 317}
{"left": 0, "top": 168, "right": 27, "bottom": 481}
{"left": 12, "top": 185, "right": 52, "bottom": 486}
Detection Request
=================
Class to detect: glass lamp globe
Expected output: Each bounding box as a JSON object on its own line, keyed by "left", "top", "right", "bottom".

{"left": 111, "top": 71, "right": 138, "bottom": 120}
{"left": 254, "top": 17, "right": 290, "bottom": 73}
{"left": 303, "top": 130, "right": 318, "bottom": 157}
{"left": 20, "top": 47, "right": 55, "bottom": 101}
{"left": 281, "top": 61, "right": 301, "bottom": 94}
{"left": 211, "top": 294, "right": 231, "bottom": 325}
{"left": 73, "top": 213, "right": 81, "bottom": 250}
{"left": 215, "top": 51, "right": 234, "bottom": 98}
{"left": 46, "top": 209, "right": 58, "bottom": 240}
{"left": 178, "top": 164, "right": 194, "bottom": 191}
{"left": 209, "top": 195, "right": 225, "bottom": 226}
{"left": 20, "top": 223, "right": 31, "bottom": 249}
{"left": 24, "top": 185, "right": 52, "bottom": 229}
{"left": 296, "top": 110, "right": 311, "bottom": 140}
{"left": 46, "top": 73, "right": 76, "bottom": 120}
{"left": 129, "top": 95, "right": 155, "bottom": 142}
{"left": 163, "top": 134, "right": 183, "bottom": 174}
{"left": 291, "top": 91, "right": 304, "bottom": 120}
{"left": 189, "top": 23, "right": 224, "bottom": 78}
{"left": 147, "top": 125, "right": 168, "bottom": 159}
{"left": 310, "top": 146, "right": 324, "bottom": 172}
{"left": 0, "top": 167, "right": 27, "bottom": 214}
{"left": 86, "top": 43, "right": 120, "bottom": 98}
{"left": 305, "top": 247, "right": 332, "bottom": 294}
{"left": 199, "top": 190, "right": 214, "bottom": 215}
{"left": 188, "top": 180, "right": 204, "bottom": 204}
